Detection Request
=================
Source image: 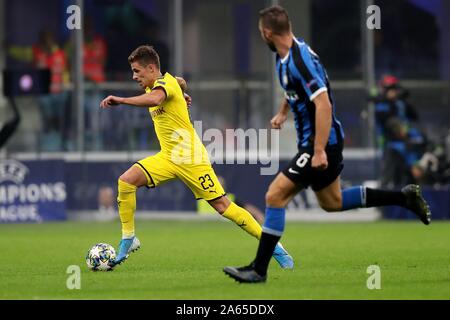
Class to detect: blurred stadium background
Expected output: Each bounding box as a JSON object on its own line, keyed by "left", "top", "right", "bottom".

{"left": 0, "top": 0, "right": 449, "bottom": 224}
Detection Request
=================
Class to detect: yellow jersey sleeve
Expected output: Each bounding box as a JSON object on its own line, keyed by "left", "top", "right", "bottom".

{"left": 151, "top": 76, "right": 173, "bottom": 100}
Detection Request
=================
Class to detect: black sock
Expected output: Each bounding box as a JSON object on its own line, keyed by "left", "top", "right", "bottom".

{"left": 366, "top": 188, "right": 406, "bottom": 207}
{"left": 253, "top": 232, "right": 280, "bottom": 276}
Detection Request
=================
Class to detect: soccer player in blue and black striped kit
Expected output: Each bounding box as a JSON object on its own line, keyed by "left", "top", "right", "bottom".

{"left": 223, "top": 5, "right": 431, "bottom": 283}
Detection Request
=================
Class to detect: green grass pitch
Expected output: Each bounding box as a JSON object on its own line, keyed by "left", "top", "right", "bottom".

{"left": 0, "top": 219, "right": 449, "bottom": 299}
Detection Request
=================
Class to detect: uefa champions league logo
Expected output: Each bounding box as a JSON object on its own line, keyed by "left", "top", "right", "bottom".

{"left": 0, "top": 160, "right": 29, "bottom": 184}
{"left": 0, "top": 159, "right": 66, "bottom": 223}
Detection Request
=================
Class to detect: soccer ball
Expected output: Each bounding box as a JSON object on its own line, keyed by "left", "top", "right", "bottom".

{"left": 86, "top": 243, "right": 116, "bottom": 271}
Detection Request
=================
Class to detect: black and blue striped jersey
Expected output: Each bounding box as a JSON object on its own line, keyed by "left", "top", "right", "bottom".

{"left": 276, "top": 37, "right": 344, "bottom": 150}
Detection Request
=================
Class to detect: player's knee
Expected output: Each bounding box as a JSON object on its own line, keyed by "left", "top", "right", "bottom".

{"left": 119, "top": 166, "right": 148, "bottom": 187}
{"left": 209, "top": 196, "right": 230, "bottom": 214}
{"left": 215, "top": 203, "right": 228, "bottom": 214}
{"left": 118, "top": 173, "right": 131, "bottom": 184}
{"left": 265, "top": 190, "right": 284, "bottom": 207}
{"left": 119, "top": 172, "right": 138, "bottom": 186}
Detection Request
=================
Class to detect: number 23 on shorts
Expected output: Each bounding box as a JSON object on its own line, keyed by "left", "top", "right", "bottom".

{"left": 198, "top": 174, "right": 215, "bottom": 190}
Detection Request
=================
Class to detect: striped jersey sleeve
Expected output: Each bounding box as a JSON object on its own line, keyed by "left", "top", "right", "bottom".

{"left": 290, "top": 41, "right": 328, "bottom": 101}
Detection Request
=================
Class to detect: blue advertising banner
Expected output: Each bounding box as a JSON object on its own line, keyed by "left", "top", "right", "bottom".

{"left": 1, "top": 157, "right": 446, "bottom": 221}
{"left": 64, "top": 161, "right": 197, "bottom": 211}
{"left": 0, "top": 159, "right": 67, "bottom": 223}
{"left": 63, "top": 158, "right": 377, "bottom": 212}
{"left": 382, "top": 187, "right": 450, "bottom": 221}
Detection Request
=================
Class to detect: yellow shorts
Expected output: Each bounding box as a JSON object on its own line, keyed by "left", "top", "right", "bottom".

{"left": 134, "top": 152, "right": 226, "bottom": 201}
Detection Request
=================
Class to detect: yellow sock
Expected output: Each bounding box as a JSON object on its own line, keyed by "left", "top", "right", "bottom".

{"left": 117, "top": 179, "right": 137, "bottom": 239}
{"left": 222, "top": 202, "right": 262, "bottom": 240}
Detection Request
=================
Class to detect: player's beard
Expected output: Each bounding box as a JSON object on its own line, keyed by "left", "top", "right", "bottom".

{"left": 265, "top": 40, "right": 277, "bottom": 52}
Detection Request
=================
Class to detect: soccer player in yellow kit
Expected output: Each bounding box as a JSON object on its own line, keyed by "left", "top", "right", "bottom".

{"left": 100, "top": 45, "right": 294, "bottom": 268}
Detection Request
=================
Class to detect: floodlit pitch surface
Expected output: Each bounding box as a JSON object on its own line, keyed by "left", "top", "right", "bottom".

{"left": 0, "top": 220, "right": 448, "bottom": 299}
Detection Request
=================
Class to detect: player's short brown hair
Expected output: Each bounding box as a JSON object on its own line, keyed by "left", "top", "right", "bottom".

{"left": 128, "top": 45, "right": 160, "bottom": 69}
{"left": 259, "top": 5, "right": 291, "bottom": 35}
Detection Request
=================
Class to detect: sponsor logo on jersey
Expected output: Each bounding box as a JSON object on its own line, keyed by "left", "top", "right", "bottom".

{"left": 151, "top": 107, "right": 165, "bottom": 118}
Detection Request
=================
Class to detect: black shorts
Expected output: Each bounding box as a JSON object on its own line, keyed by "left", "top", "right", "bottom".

{"left": 282, "top": 147, "right": 344, "bottom": 191}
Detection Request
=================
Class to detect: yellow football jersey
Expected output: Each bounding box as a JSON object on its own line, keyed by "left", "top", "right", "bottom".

{"left": 145, "top": 73, "right": 209, "bottom": 164}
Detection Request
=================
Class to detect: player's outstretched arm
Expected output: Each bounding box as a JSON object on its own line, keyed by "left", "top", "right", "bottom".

{"left": 100, "top": 88, "right": 167, "bottom": 109}
{"left": 100, "top": 95, "right": 123, "bottom": 108}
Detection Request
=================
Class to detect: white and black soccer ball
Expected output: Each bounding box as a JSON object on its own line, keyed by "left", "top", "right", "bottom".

{"left": 86, "top": 243, "right": 116, "bottom": 271}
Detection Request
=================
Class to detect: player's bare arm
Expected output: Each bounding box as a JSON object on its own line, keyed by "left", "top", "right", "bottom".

{"left": 270, "top": 99, "right": 290, "bottom": 129}
{"left": 99, "top": 95, "right": 123, "bottom": 108}
{"left": 175, "top": 76, "right": 192, "bottom": 108}
{"left": 100, "top": 88, "right": 167, "bottom": 109}
{"left": 175, "top": 76, "right": 187, "bottom": 92}
{"left": 184, "top": 93, "right": 192, "bottom": 108}
{"left": 312, "top": 90, "right": 332, "bottom": 170}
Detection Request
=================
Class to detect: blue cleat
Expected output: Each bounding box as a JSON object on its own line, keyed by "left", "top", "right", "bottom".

{"left": 272, "top": 242, "right": 294, "bottom": 269}
{"left": 113, "top": 237, "right": 141, "bottom": 266}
